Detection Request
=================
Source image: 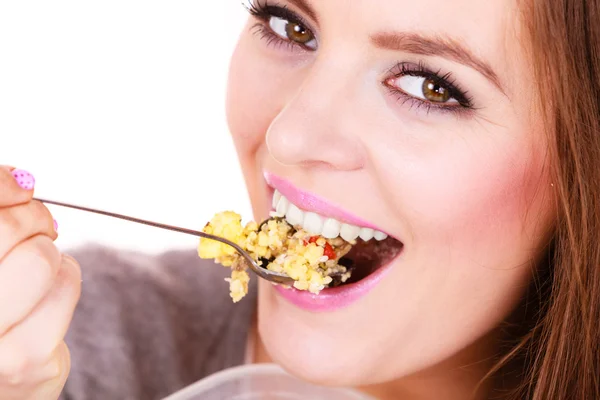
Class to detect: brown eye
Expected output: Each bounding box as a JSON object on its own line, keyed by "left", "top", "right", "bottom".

{"left": 286, "top": 22, "right": 312, "bottom": 44}
{"left": 387, "top": 75, "right": 459, "bottom": 104}
{"left": 422, "top": 78, "right": 451, "bottom": 102}
{"left": 269, "top": 16, "right": 317, "bottom": 50}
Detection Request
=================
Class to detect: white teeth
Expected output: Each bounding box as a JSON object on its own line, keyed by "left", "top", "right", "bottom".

{"left": 321, "top": 218, "right": 341, "bottom": 239}
{"left": 358, "top": 228, "right": 374, "bottom": 241}
{"left": 374, "top": 231, "right": 388, "bottom": 241}
{"left": 272, "top": 190, "right": 282, "bottom": 209}
{"left": 285, "top": 204, "right": 304, "bottom": 227}
{"left": 276, "top": 196, "right": 289, "bottom": 216}
{"left": 340, "top": 223, "right": 361, "bottom": 242}
{"left": 270, "top": 191, "right": 393, "bottom": 242}
{"left": 303, "top": 212, "right": 324, "bottom": 235}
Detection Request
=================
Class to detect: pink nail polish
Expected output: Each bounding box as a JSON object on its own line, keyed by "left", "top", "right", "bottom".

{"left": 11, "top": 169, "right": 35, "bottom": 190}
{"left": 53, "top": 219, "right": 58, "bottom": 231}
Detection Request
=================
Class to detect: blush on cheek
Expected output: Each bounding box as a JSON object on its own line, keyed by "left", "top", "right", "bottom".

{"left": 405, "top": 139, "right": 549, "bottom": 260}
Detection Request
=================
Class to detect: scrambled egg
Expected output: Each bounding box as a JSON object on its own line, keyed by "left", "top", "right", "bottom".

{"left": 198, "top": 211, "right": 352, "bottom": 302}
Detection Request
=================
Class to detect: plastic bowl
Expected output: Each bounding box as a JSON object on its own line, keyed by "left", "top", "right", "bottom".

{"left": 162, "top": 363, "right": 374, "bottom": 400}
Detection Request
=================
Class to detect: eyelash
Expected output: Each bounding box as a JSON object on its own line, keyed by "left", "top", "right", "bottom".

{"left": 244, "top": 1, "right": 476, "bottom": 116}
{"left": 246, "top": 0, "right": 313, "bottom": 52}
{"left": 246, "top": 0, "right": 306, "bottom": 25}
{"left": 385, "top": 62, "right": 475, "bottom": 116}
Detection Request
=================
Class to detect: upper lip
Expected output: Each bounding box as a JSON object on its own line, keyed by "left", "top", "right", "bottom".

{"left": 264, "top": 171, "right": 387, "bottom": 233}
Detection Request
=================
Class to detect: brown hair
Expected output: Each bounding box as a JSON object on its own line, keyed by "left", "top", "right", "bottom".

{"left": 491, "top": 0, "right": 600, "bottom": 398}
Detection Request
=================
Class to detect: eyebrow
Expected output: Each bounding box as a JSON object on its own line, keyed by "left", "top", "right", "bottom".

{"left": 372, "top": 32, "right": 504, "bottom": 93}
{"left": 287, "top": 0, "right": 318, "bottom": 22}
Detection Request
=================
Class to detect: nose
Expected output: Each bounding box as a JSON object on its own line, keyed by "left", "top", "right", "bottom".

{"left": 266, "top": 59, "right": 366, "bottom": 171}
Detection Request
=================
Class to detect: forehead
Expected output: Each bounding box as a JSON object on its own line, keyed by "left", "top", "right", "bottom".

{"left": 317, "top": 0, "right": 517, "bottom": 43}
{"left": 313, "top": 0, "right": 523, "bottom": 95}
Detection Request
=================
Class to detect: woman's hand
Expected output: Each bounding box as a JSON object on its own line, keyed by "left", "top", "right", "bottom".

{"left": 0, "top": 167, "right": 81, "bottom": 400}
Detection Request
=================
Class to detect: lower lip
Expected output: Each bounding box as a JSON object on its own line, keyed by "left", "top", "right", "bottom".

{"left": 272, "top": 258, "right": 396, "bottom": 312}
{"left": 262, "top": 179, "right": 398, "bottom": 312}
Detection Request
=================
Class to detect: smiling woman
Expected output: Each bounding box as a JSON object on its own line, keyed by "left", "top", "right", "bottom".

{"left": 1, "top": 0, "right": 599, "bottom": 399}
{"left": 229, "top": 0, "right": 552, "bottom": 397}
{"left": 226, "top": 0, "right": 599, "bottom": 399}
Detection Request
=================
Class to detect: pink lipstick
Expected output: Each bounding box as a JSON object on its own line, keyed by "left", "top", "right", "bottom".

{"left": 263, "top": 171, "right": 400, "bottom": 312}
{"left": 264, "top": 172, "right": 382, "bottom": 231}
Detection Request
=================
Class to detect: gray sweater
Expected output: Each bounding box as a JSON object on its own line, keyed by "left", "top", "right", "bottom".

{"left": 59, "top": 245, "right": 257, "bottom": 400}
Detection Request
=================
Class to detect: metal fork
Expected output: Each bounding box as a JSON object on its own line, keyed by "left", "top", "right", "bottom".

{"left": 33, "top": 198, "right": 296, "bottom": 286}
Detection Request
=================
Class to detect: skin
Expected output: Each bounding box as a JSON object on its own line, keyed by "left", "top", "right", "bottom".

{"left": 0, "top": 166, "right": 81, "bottom": 399}
{"left": 226, "top": 0, "right": 555, "bottom": 399}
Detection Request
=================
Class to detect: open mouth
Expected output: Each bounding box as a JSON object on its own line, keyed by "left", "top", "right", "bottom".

{"left": 269, "top": 190, "right": 404, "bottom": 288}
{"left": 334, "top": 236, "right": 402, "bottom": 286}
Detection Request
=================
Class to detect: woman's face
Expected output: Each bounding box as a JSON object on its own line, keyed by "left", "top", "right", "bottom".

{"left": 226, "top": 0, "right": 554, "bottom": 389}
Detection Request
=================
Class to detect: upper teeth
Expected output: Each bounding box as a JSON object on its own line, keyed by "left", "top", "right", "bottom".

{"left": 271, "top": 190, "right": 388, "bottom": 242}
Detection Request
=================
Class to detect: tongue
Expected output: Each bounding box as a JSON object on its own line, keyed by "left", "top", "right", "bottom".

{"left": 337, "top": 237, "right": 403, "bottom": 285}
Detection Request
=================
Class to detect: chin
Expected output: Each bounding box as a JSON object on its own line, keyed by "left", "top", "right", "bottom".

{"left": 259, "top": 323, "right": 365, "bottom": 386}
{"left": 273, "top": 354, "right": 358, "bottom": 387}
{"left": 255, "top": 281, "right": 384, "bottom": 388}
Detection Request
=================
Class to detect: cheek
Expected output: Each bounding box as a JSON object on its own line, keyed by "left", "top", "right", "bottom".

{"left": 225, "top": 30, "right": 283, "bottom": 215}
{"left": 397, "top": 136, "right": 550, "bottom": 263}
{"left": 226, "top": 28, "right": 293, "bottom": 156}
{"left": 226, "top": 28, "right": 309, "bottom": 218}
{"left": 371, "top": 129, "right": 553, "bottom": 346}
{"left": 226, "top": 39, "right": 266, "bottom": 152}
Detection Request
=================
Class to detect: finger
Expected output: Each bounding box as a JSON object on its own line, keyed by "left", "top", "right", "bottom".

{"left": 0, "top": 201, "right": 58, "bottom": 258}
{"left": 0, "top": 236, "right": 62, "bottom": 336}
{"left": 0, "top": 255, "right": 80, "bottom": 384}
{"left": 0, "top": 166, "right": 35, "bottom": 207}
{"left": 35, "top": 341, "right": 71, "bottom": 400}
{"left": 0, "top": 342, "right": 71, "bottom": 400}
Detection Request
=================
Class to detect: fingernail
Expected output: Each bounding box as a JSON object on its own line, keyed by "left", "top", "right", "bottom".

{"left": 11, "top": 169, "right": 35, "bottom": 190}
{"left": 53, "top": 219, "right": 58, "bottom": 231}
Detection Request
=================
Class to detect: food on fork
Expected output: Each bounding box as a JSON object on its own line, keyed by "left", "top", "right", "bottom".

{"left": 199, "top": 186, "right": 405, "bottom": 303}
{"left": 198, "top": 211, "right": 354, "bottom": 302}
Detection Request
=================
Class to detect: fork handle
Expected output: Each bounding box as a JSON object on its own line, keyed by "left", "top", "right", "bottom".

{"left": 34, "top": 197, "right": 295, "bottom": 285}
{"left": 34, "top": 197, "right": 213, "bottom": 239}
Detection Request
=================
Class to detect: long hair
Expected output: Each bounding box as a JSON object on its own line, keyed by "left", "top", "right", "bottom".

{"left": 493, "top": 1, "right": 600, "bottom": 398}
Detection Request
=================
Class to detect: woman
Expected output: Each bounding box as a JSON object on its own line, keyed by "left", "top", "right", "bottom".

{"left": 1, "top": 0, "right": 599, "bottom": 399}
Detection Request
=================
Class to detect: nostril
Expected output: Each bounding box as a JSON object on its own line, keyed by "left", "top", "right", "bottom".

{"left": 299, "top": 160, "right": 338, "bottom": 169}
{"left": 266, "top": 123, "right": 365, "bottom": 171}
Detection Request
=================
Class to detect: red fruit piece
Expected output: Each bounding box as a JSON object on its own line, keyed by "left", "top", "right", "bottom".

{"left": 323, "top": 242, "right": 336, "bottom": 260}
{"left": 304, "top": 236, "right": 320, "bottom": 246}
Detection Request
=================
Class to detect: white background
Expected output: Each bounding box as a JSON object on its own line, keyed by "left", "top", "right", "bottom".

{"left": 1, "top": 1, "right": 253, "bottom": 253}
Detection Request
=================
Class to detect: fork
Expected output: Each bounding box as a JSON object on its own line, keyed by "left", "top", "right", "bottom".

{"left": 33, "top": 198, "right": 296, "bottom": 286}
